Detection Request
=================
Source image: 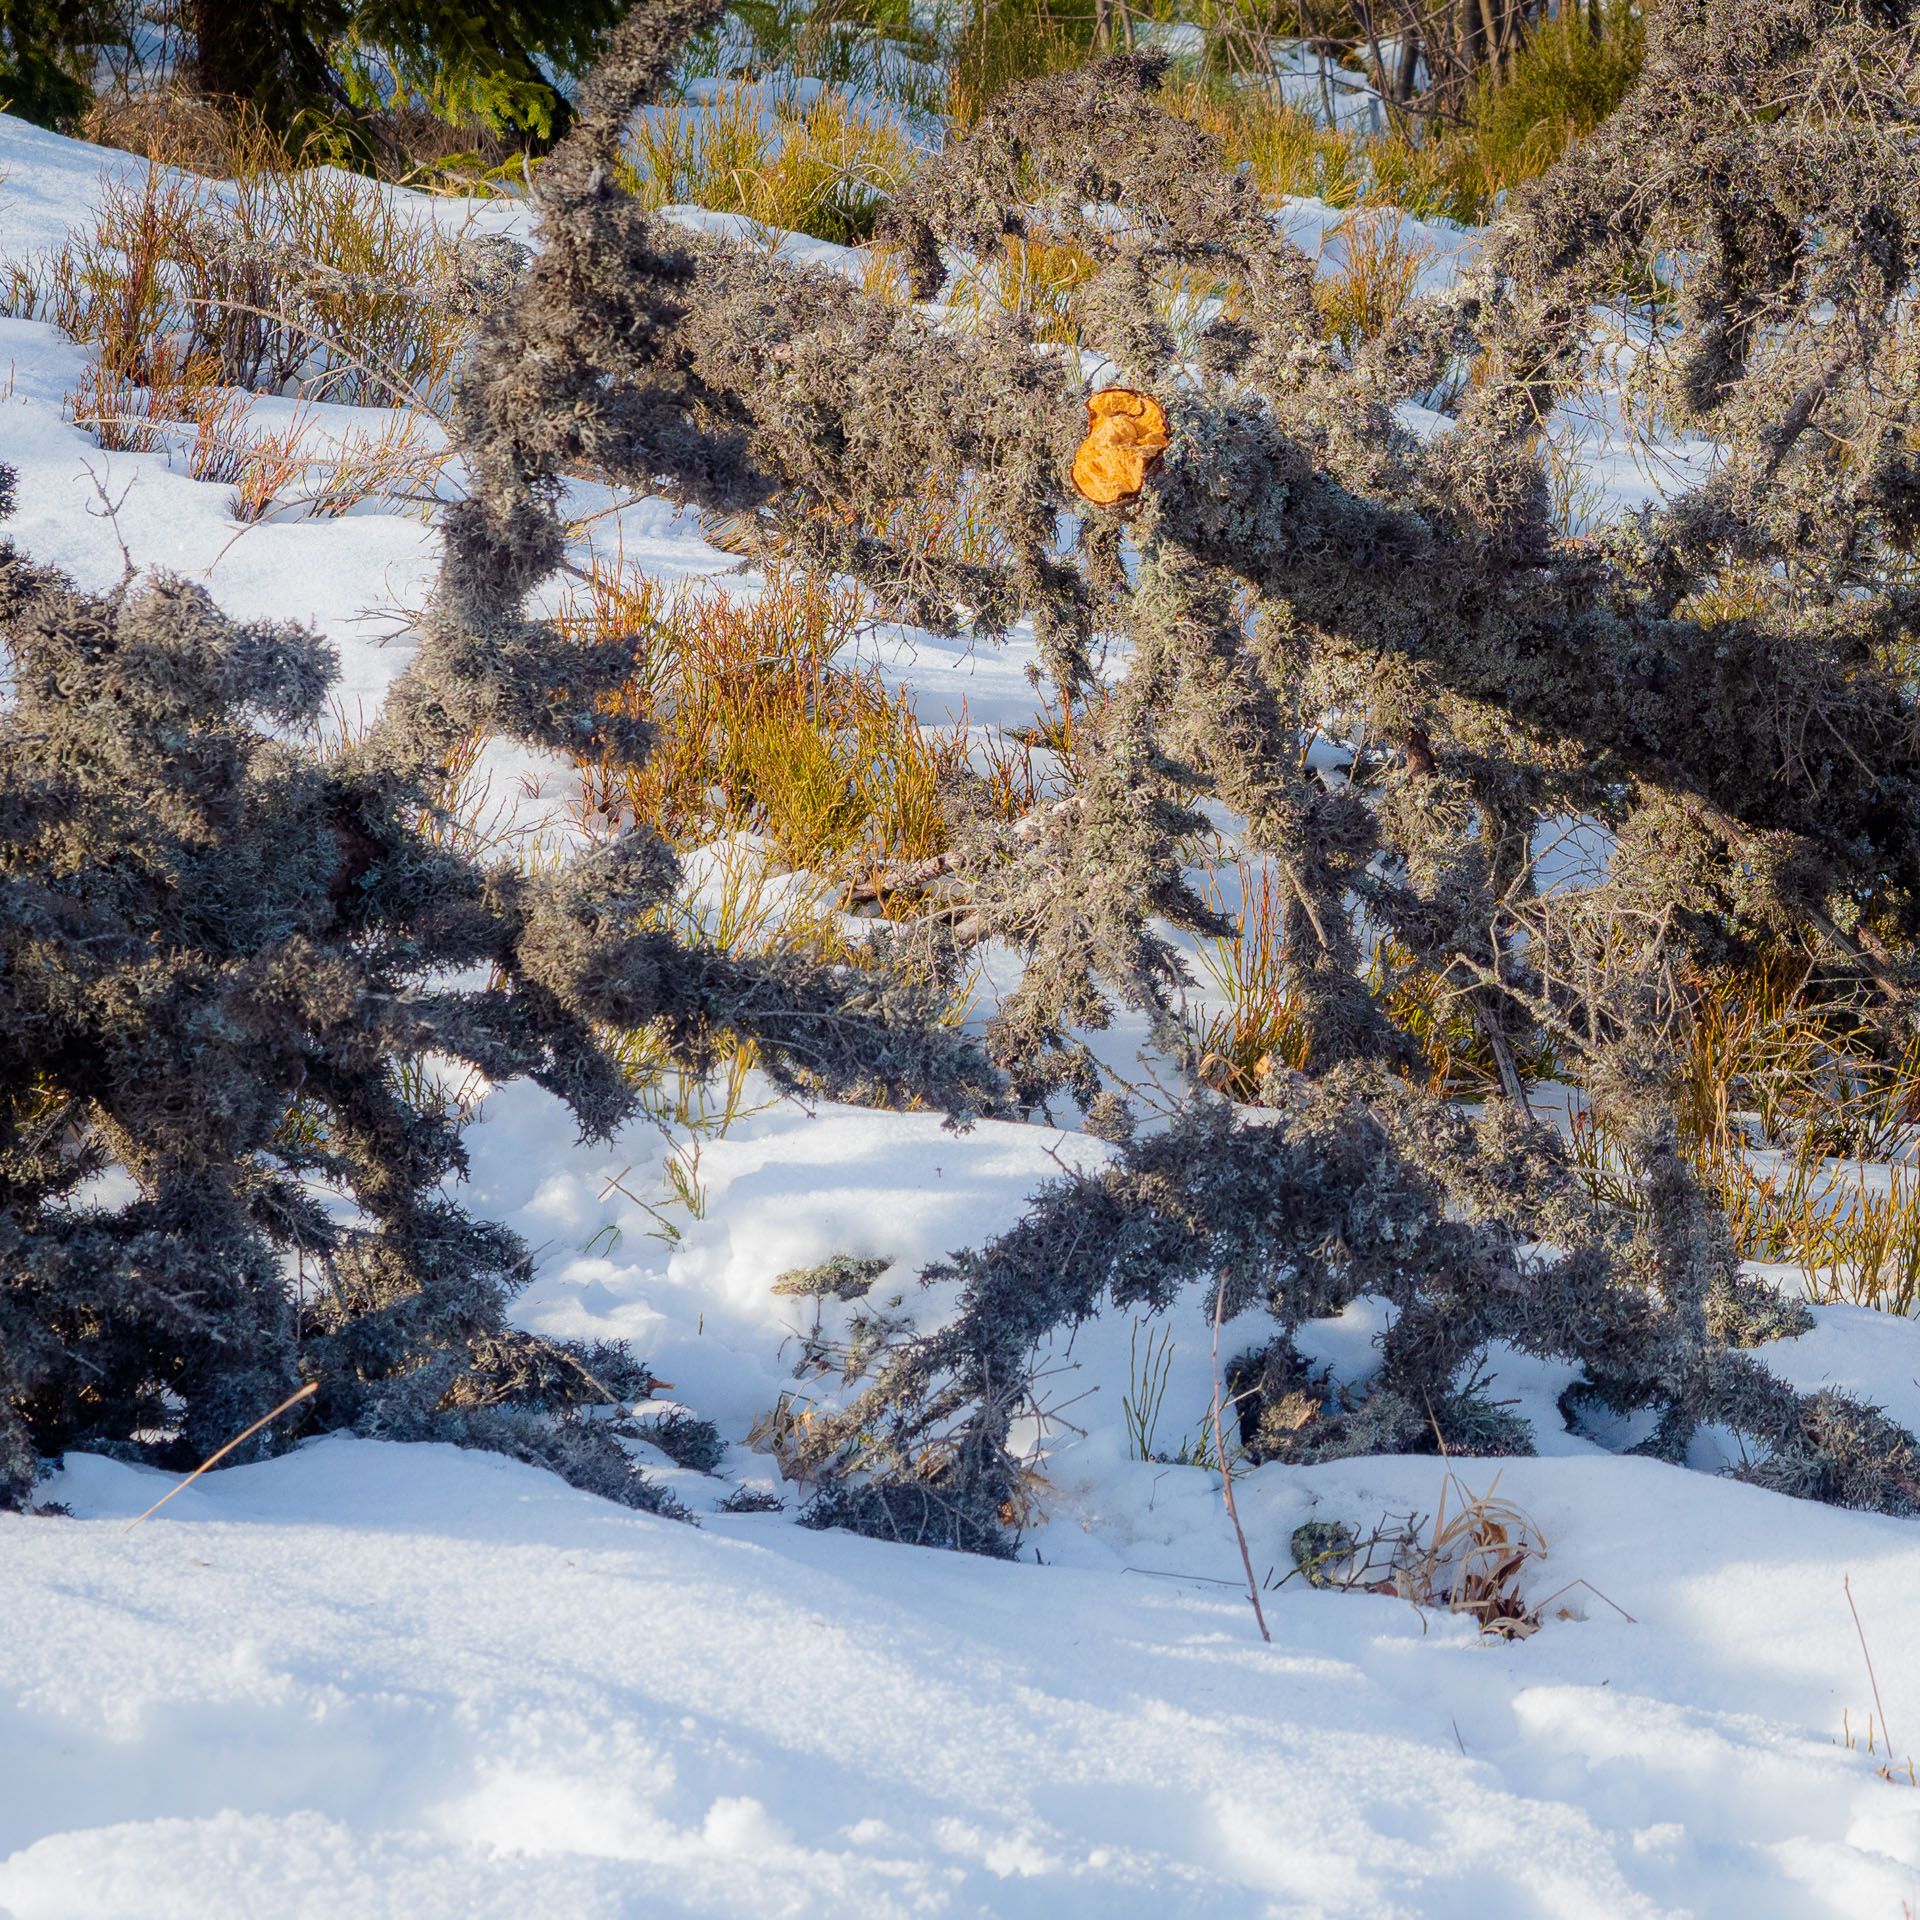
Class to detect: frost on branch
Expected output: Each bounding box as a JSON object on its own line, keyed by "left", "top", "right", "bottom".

{"left": 427, "top": 0, "right": 1920, "bottom": 1547}
{"left": 17, "top": 0, "right": 1914, "bottom": 1534}
{"left": 0, "top": 0, "right": 994, "bottom": 1506}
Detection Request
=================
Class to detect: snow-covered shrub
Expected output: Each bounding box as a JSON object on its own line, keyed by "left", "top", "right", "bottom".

{"left": 45, "top": 0, "right": 1901, "bottom": 1541}
{"left": 0, "top": 260, "right": 993, "bottom": 1508}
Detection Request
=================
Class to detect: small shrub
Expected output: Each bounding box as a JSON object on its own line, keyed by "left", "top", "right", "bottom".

{"left": 0, "top": 553, "right": 679, "bottom": 1508}
{"left": 774, "top": 1254, "right": 892, "bottom": 1300}
{"left": 2, "top": 157, "right": 487, "bottom": 410}
{"left": 9, "top": 153, "right": 510, "bottom": 530}
{"left": 1313, "top": 209, "right": 1436, "bottom": 357}
{"left": 716, "top": 1483, "right": 785, "bottom": 1511}
{"left": 1465, "top": 2, "right": 1644, "bottom": 194}
{"left": 635, "top": 1409, "right": 728, "bottom": 1472}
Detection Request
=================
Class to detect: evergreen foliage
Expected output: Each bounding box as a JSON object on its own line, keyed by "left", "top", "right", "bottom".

{"left": 0, "top": 0, "right": 114, "bottom": 130}
{"left": 0, "top": 549, "right": 985, "bottom": 1505}
{"left": 188, "top": 0, "right": 628, "bottom": 142}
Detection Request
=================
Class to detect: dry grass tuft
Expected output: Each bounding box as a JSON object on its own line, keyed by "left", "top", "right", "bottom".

{"left": 11, "top": 148, "right": 472, "bottom": 527}
{"left": 565, "top": 562, "right": 968, "bottom": 887}
{"left": 1568, "top": 957, "right": 1920, "bottom": 1312}
{"left": 1313, "top": 207, "right": 1438, "bottom": 358}
{"left": 1291, "top": 1468, "right": 1568, "bottom": 1640}
{"left": 948, "top": 231, "right": 1100, "bottom": 347}
{"left": 1797, "top": 1171, "right": 1920, "bottom": 1317}
{"left": 82, "top": 80, "right": 532, "bottom": 193}
{"left": 1159, "top": 78, "right": 1490, "bottom": 226}
{"left": 1372, "top": 932, "right": 1557, "bottom": 1096}
{"left": 747, "top": 1389, "right": 833, "bottom": 1483}
{"left": 620, "top": 81, "right": 916, "bottom": 245}
{"left": 61, "top": 350, "right": 452, "bottom": 523}
{"left": 80, "top": 92, "right": 293, "bottom": 181}
{"left": 1189, "top": 863, "right": 1311, "bottom": 1098}
{"left": 4, "top": 157, "right": 475, "bottom": 410}
{"left": 943, "top": 0, "right": 1087, "bottom": 132}
{"left": 561, "top": 559, "right": 996, "bottom": 1126}
{"left": 1157, "top": 6, "right": 1640, "bottom": 231}
{"left": 1670, "top": 957, "right": 1920, "bottom": 1164}
{"left": 1164, "top": 79, "right": 1369, "bottom": 209}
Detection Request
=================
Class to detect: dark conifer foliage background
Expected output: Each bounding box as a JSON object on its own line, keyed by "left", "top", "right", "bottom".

{"left": 0, "top": 0, "right": 115, "bottom": 129}
{"left": 188, "top": 0, "right": 630, "bottom": 140}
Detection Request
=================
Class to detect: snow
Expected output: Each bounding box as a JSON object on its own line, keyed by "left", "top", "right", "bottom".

{"left": 1278, "top": 196, "right": 1480, "bottom": 300}
{"left": 1260, "top": 41, "right": 1392, "bottom": 136}
{"left": 474, "top": 1081, "right": 1115, "bottom": 1439}
{"left": 11, "top": 1437, "right": 1920, "bottom": 1917}
{"left": 5, "top": 109, "right": 1920, "bottom": 1920}
{"left": 657, "top": 204, "right": 872, "bottom": 284}
{"left": 0, "top": 110, "right": 153, "bottom": 255}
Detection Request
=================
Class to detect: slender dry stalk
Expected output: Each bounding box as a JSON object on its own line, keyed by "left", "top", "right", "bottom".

{"left": 1843, "top": 1573, "right": 1908, "bottom": 1782}
{"left": 120, "top": 1381, "right": 319, "bottom": 1533}
{"left": 1212, "top": 1281, "right": 1271, "bottom": 1643}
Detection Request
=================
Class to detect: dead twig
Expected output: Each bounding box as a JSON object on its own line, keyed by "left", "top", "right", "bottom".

{"left": 1212, "top": 1279, "right": 1271, "bottom": 1644}
{"left": 120, "top": 1381, "right": 319, "bottom": 1533}
{"left": 1844, "top": 1572, "right": 1911, "bottom": 1782}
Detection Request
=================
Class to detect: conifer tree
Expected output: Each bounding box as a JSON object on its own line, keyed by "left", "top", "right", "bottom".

{"left": 190, "top": 0, "right": 629, "bottom": 141}
{"left": 0, "top": 0, "right": 114, "bottom": 130}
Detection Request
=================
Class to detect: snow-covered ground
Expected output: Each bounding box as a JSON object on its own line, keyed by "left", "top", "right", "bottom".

{"left": 17, "top": 1427, "right": 1920, "bottom": 1920}
{"left": 6, "top": 109, "right": 1920, "bottom": 1920}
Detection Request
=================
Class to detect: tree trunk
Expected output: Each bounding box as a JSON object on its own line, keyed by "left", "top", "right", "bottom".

{"left": 191, "top": 0, "right": 258, "bottom": 99}
{"left": 1395, "top": 24, "right": 1420, "bottom": 102}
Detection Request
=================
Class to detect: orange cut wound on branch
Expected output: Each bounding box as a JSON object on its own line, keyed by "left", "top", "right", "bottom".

{"left": 1070, "top": 387, "right": 1170, "bottom": 507}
